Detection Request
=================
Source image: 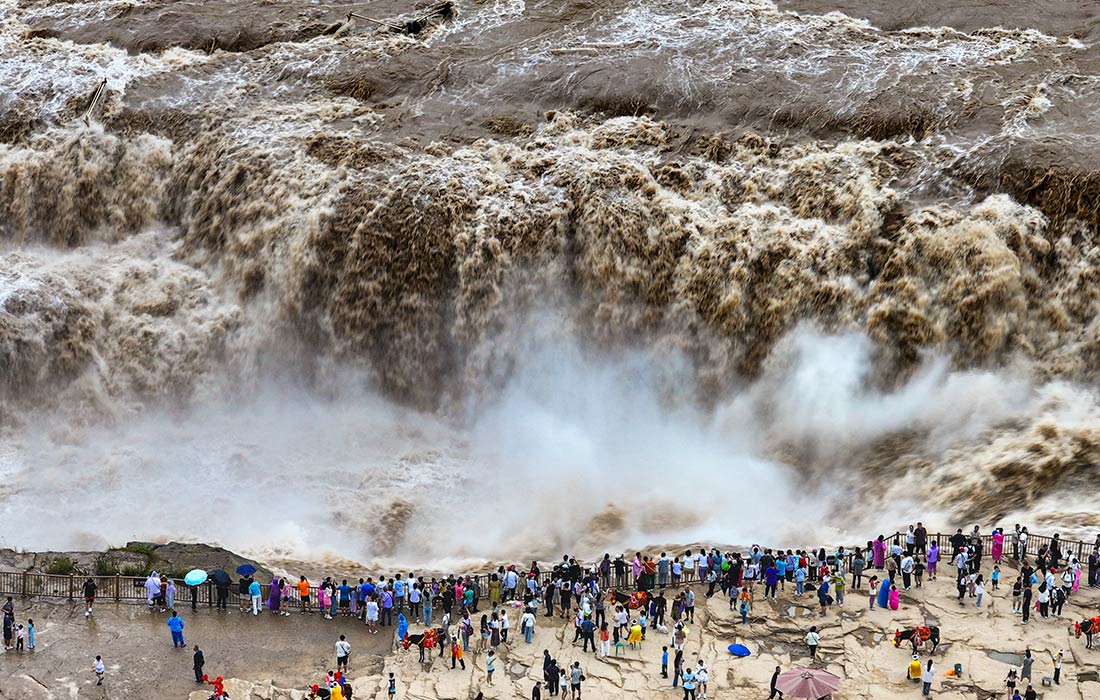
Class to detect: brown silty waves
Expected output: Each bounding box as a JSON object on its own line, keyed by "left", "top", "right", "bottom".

{"left": 2, "top": 0, "right": 1100, "bottom": 558}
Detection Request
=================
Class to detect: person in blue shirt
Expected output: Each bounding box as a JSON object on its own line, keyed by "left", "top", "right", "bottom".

{"left": 776, "top": 558, "right": 788, "bottom": 590}
{"left": 167, "top": 611, "right": 186, "bottom": 648}
{"left": 339, "top": 581, "right": 352, "bottom": 616}
{"left": 817, "top": 579, "right": 831, "bottom": 616}
{"left": 394, "top": 576, "right": 407, "bottom": 613}
{"left": 681, "top": 666, "right": 698, "bottom": 700}
{"left": 795, "top": 566, "right": 807, "bottom": 596}
{"left": 248, "top": 579, "right": 262, "bottom": 615}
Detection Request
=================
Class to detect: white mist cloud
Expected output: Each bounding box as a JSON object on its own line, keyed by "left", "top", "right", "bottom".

{"left": 0, "top": 326, "right": 1052, "bottom": 566}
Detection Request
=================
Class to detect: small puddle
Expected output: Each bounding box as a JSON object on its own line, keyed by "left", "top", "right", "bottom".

{"left": 783, "top": 605, "right": 814, "bottom": 617}
{"left": 756, "top": 638, "right": 788, "bottom": 655}
{"left": 987, "top": 651, "right": 1024, "bottom": 666}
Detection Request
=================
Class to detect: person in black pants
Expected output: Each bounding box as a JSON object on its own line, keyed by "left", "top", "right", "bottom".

{"left": 1022, "top": 586, "right": 1032, "bottom": 623}
{"left": 545, "top": 660, "right": 561, "bottom": 696}
{"left": 193, "top": 646, "right": 205, "bottom": 682}
{"left": 215, "top": 581, "right": 229, "bottom": 610}
{"left": 559, "top": 586, "right": 571, "bottom": 619}
{"left": 769, "top": 666, "right": 784, "bottom": 699}
{"left": 544, "top": 582, "right": 556, "bottom": 618}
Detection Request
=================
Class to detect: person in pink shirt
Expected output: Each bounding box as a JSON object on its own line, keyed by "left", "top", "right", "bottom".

{"left": 992, "top": 529, "right": 1005, "bottom": 564}
{"left": 873, "top": 536, "right": 886, "bottom": 570}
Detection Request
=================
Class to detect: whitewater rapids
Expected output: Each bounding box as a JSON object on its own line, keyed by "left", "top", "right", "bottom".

{"left": 1, "top": 0, "right": 1099, "bottom": 567}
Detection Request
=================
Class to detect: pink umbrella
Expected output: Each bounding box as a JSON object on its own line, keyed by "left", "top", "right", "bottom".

{"left": 775, "top": 668, "right": 842, "bottom": 698}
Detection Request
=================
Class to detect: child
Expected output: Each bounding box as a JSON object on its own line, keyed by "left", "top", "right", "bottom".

{"left": 992, "top": 566, "right": 1001, "bottom": 591}
{"left": 639, "top": 609, "right": 648, "bottom": 639}
{"left": 914, "top": 558, "right": 925, "bottom": 589}
{"left": 388, "top": 672, "right": 397, "bottom": 697}
{"left": 661, "top": 646, "right": 669, "bottom": 678}
{"left": 27, "top": 619, "right": 34, "bottom": 650}
{"left": 15, "top": 624, "right": 25, "bottom": 651}
{"left": 486, "top": 650, "right": 496, "bottom": 686}
{"left": 738, "top": 595, "right": 750, "bottom": 625}
{"left": 94, "top": 655, "right": 105, "bottom": 685}
{"left": 446, "top": 633, "right": 462, "bottom": 668}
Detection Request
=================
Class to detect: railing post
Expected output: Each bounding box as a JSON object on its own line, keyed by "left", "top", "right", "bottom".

{"left": 68, "top": 573, "right": 74, "bottom": 601}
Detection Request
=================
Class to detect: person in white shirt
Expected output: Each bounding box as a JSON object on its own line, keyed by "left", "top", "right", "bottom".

{"left": 900, "top": 555, "right": 915, "bottom": 590}
{"left": 921, "top": 659, "right": 935, "bottom": 696}
{"left": 94, "top": 655, "right": 106, "bottom": 685}
{"left": 806, "top": 627, "right": 821, "bottom": 659}
{"left": 365, "top": 598, "right": 380, "bottom": 633}
{"left": 336, "top": 635, "right": 352, "bottom": 672}
{"left": 520, "top": 610, "right": 536, "bottom": 644}
{"left": 955, "top": 549, "right": 968, "bottom": 574}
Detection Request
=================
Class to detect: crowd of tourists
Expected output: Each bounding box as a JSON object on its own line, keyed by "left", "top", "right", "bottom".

{"left": 3, "top": 524, "right": 1098, "bottom": 699}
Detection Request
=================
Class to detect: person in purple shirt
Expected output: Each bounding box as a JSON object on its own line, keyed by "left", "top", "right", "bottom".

{"left": 381, "top": 589, "right": 394, "bottom": 627}
{"left": 764, "top": 566, "right": 779, "bottom": 600}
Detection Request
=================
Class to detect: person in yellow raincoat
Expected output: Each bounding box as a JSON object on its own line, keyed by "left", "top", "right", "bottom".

{"left": 907, "top": 655, "right": 922, "bottom": 682}
{"left": 628, "top": 620, "right": 644, "bottom": 647}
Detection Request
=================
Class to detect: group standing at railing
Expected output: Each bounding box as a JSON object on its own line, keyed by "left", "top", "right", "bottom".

{"left": 2, "top": 525, "right": 1098, "bottom": 638}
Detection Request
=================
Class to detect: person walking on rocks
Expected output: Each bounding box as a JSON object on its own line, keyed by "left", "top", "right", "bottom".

{"left": 769, "top": 666, "right": 783, "bottom": 699}
{"left": 806, "top": 626, "right": 821, "bottom": 660}
{"left": 1021, "top": 648, "right": 1034, "bottom": 683}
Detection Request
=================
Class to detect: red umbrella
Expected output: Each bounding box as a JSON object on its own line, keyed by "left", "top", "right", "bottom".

{"left": 775, "top": 668, "right": 842, "bottom": 698}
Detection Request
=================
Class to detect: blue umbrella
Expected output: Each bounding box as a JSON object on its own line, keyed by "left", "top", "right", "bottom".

{"left": 185, "top": 569, "right": 208, "bottom": 586}
{"left": 235, "top": 564, "right": 257, "bottom": 576}
{"left": 728, "top": 643, "right": 751, "bottom": 657}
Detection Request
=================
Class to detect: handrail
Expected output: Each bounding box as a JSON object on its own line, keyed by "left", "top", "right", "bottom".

{"left": 1, "top": 531, "right": 1095, "bottom": 608}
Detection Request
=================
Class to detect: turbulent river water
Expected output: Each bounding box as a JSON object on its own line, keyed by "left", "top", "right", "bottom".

{"left": 2, "top": 0, "right": 1100, "bottom": 568}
